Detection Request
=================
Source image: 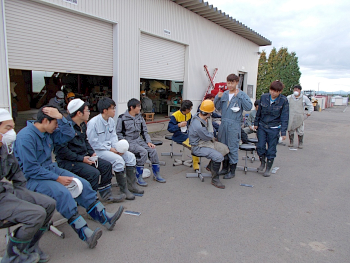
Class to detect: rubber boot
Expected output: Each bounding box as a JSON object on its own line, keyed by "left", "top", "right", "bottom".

{"left": 99, "top": 187, "right": 126, "bottom": 203}
{"left": 298, "top": 135, "right": 303, "bottom": 149}
{"left": 263, "top": 159, "right": 274, "bottom": 177}
{"left": 258, "top": 154, "right": 266, "bottom": 172}
{"left": 152, "top": 164, "right": 166, "bottom": 183}
{"left": 288, "top": 133, "right": 294, "bottom": 147}
{"left": 115, "top": 171, "right": 135, "bottom": 200}
{"left": 1, "top": 229, "right": 40, "bottom": 263}
{"left": 87, "top": 201, "right": 124, "bottom": 231}
{"left": 25, "top": 226, "right": 50, "bottom": 263}
{"left": 218, "top": 156, "right": 230, "bottom": 176}
{"left": 136, "top": 166, "right": 148, "bottom": 187}
{"left": 126, "top": 166, "right": 144, "bottom": 194}
{"left": 223, "top": 164, "right": 237, "bottom": 179}
{"left": 211, "top": 161, "right": 225, "bottom": 189}
{"left": 68, "top": 214, "right": 103, "bottom": 249}
{"left": 192, "top": 155, "right": 200, "bottom": 171}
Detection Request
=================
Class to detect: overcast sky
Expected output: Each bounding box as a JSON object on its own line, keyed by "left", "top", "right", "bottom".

{"left": 208, "top": 0, "right": 350, "bottom": 93}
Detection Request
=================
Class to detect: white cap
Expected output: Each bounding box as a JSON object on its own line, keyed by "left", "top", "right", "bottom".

{"left": 67, "top": 99, "right": 85, "bottom": 114}
{"left": 65, "top": 178, "right": 83, "bottom": 198}
{"left": 0, "top": 109, "right": 13, "bottom": 122}
{"left": 56, "top": 91, "right": 64, "bottom": 99}
{"left": 115, "top": 139, "right": 129, "bottom": 153}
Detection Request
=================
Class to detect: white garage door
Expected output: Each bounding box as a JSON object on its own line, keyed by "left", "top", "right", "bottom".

{"left": 5, "top": 0, "right": 113, "bottom": 76}
{"left": 140, "top": 33, "right": 185, "bottom": 81}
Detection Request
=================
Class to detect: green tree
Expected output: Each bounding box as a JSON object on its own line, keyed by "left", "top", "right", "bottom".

{"left": 256, "top": 50, "right": 268, "bottom": 98}
{"left": 256, "top": 47, "right": 301, "bottom": 98}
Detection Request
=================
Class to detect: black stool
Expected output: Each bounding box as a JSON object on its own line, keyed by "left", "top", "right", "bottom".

{"left": 242, "top": 138, "right": 258, "bottom": 163}
{"left": 237, "top": 144, "right": 258, "bottom": 174}
{"left": 0, "top": 221, "right": 17, "bottom": 244}
{"left": 144, "top": 140, "right": 166, "bottom": 167}
{"left": 186, "top": 155, "right": 211, "bottom": 182}
{"left": 161, "top": 135, "right": 182, "bottom": 158}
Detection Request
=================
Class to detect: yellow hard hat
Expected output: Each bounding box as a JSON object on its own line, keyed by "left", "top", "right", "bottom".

{"left": 199, "top": 99, "right": 215, "bottom": 113}
{"left": 67, "top": 92, "right": 75, "bottom": 99}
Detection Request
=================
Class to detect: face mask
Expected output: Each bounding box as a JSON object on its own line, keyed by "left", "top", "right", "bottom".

{"left": 0, "top": 129, "right": 17, "bottom": 154}
{"left": 293, "top": 91, "right": 299, "bottom": 96}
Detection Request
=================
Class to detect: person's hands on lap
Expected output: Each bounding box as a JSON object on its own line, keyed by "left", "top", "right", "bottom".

{"left": 57, "top": 176, "right": 73, "bottom": 186}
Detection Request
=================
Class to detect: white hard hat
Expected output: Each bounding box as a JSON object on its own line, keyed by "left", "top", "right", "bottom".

{"left": 67, "top": 99, "right": 84, "bottom": 114}
{"left": 0, "top": 109, "right": 13, "bottom": 122}
{"left": 115, "top": 139, "right": 129, "bottom": 153}
{"left": 66, "top": 178, "right": 83, "bottom": 198}
{"left": 142, "top": 168, "right": 151, "bottom": 179}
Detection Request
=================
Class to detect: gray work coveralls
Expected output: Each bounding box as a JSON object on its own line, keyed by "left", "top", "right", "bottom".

{"left": 214, "top": 90, "right": 253, "bottom": 164}
{"left": 188, "top": 114, "right": 224, "bottom": 163}
{"left": 0, "top": 146, "right": 56, "bottom": 240}
{"left": 116, "top": 111, "right": 159, "bottom": 166}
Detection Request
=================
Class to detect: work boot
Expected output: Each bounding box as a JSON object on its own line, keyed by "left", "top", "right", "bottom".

{"left": 298, "top": 135, "right": 303, "bottom": 149}
{"left": 87, "top": 201, "right": 124, "bottom": 231}
{"left": 288, "top": 133, "right": 294, "bottom": 147}
{"left": 223, "top": 164, "right": 237, "bottom": 179}
{"left": 211, "top": 161, "right": 225, "bottom": 189}
{"left": 115, "top": 171, "right": 135, "bottom": 200}
{"left": 258, "top": 154, "right": 266, "bottom": 172}
{"left": 152, "top": 164, "right": 166, "bottom": 183}
{"left": 136, "top": 166, "right": 148, "bottom": 187}
{"left": 99, "top": 187, "right": 126, "bottom": 203}
{"left": 218, "top": 156, "right": 229, "bottom": 176}
{"left": 69, "top": 214, "right": 103, "bottom": 249}
{"left": 25, "top": 225, "right": 50, "bottom": 263}
{"left": 126, "top": 166, "right": 144, "bottom": 194}
{"left": 1, "top": 228, "right": 40, "bottom": 263}
{"left": 263, "top": 159, "right": 274, "bottom": 177}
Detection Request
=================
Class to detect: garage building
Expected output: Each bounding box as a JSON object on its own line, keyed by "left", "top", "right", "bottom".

{"left": 0, "top": 0, "right": 271, "bottom": 120}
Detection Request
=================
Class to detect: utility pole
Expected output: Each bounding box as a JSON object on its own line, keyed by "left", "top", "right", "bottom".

{"left": 318, "top": 82, "right": 320, "bottom": 95}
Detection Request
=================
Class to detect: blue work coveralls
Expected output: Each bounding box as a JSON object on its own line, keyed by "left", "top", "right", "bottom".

{"left": 254, "top": 93, "right": 289, "bottom": 159}
{"left": 14, "top": 118, "right": 97, "bottom": 220}
{"left": 214, "top": 90, "right": 253, "bottom": 164}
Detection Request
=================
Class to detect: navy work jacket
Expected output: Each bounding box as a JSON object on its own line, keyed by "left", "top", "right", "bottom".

{"left": 254, "top": 93, "right": 289, "bottom": 136}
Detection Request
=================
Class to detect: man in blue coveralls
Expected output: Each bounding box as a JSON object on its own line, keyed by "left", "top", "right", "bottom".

{"left": 14, "top": 106, "right": 124, "bottom": 249}
{"left": 214, "top": 74, "right": 253, "bottom": 179}
{"left": 253, "top": 80, "right": 289, "bottom": 177}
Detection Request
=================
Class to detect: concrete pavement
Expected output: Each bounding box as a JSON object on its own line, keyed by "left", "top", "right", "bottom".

{"left": 1, "top": 106, "right": 349, "bottom": 263}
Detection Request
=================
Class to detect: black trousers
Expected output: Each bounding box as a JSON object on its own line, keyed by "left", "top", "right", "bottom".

{"left": 0, "top": 186, "right": 56, "bottom": 240}
{"left": 59, "top": 158, "right": 113, "bottom": 191}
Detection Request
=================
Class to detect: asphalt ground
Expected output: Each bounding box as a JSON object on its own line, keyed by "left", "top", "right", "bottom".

{"left": 1, "top": 106, "right": 349, "bottom": 263}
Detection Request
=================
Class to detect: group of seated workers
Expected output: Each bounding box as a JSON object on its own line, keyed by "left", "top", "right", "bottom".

{"left": 0, "top": 96, "right": 167, "bottom": 262}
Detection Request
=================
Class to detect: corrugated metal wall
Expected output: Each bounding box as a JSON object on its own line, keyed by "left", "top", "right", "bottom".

{"left": 1, "top": 0, "right": 260, "bottom": 113}
{"left": 0, "top": 0, "right": 10, "bottom": 111}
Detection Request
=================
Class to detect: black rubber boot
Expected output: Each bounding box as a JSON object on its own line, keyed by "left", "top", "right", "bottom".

{"left": 1, "top": 229, "right": 40, "bottom": 263}
{"left": 288, "top": 133, "right": 294, "bottom": 147}
{"left": 126, "top": 166, "right": 144, "bottom": 194}
{"left": 211, "top": 161, "right": 225, "bottom": 189}
{"left": 223, "top": 164, "right": 237, "bottom": 179}
{"left": 25, "top": 225, "right": 50, "bottom": 263}
{"left": 258, "top": 154, "right": 266, "bottom": 172}
{"left": 218, "top": 156, "right": 229, "bottom": 176}
{"left": 99, "top": 187, "right": 126, "bottom": 203}
{"left": 68, "top": 214, "right": 103, "bottom": 249}
{"left": 263, "top": 159, "right": 274, "bottom": 177}
{"left": 87, "top": 201, "right": 124, "bottom": 231}
{"left": 298, "top": 135, "right": 303, "bottom": 149}
{"left": 115, "top": 171, "right": 135, "bottom": 200}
